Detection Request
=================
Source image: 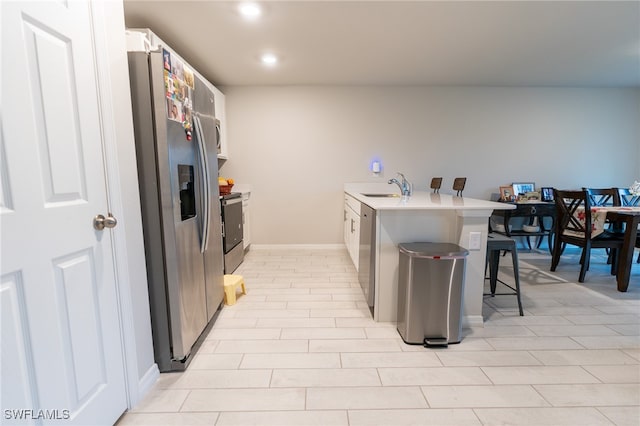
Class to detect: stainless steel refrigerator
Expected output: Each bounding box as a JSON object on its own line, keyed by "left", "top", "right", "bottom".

{"left": 127, "top": 41, "right": 224, "bottom": 372}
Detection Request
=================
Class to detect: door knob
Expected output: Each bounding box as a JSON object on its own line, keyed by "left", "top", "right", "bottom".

{"left": 94, "top": 213, "right": 118, "bottom": 230}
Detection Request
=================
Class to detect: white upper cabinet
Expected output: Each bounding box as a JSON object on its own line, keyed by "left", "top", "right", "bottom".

{"left": 210, "top": 85, "right": 228, "bottom": 159}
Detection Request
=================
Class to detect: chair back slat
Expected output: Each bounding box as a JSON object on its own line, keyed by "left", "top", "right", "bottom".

{"left": 554, "top": 189, "right": 592, "bottom": 238}
{"left": 617, "top": 187, "right": 640, "bottom": 207}
{"left": 584, "top": 188, "right": 617, "bottom": 207}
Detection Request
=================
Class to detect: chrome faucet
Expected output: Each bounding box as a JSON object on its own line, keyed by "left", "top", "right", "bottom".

{"left": 388, "top": 172, "right": 412, "bottom": 197}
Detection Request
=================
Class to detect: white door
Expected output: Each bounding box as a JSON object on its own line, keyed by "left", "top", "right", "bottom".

{"left": 1, "top": 1, "right": 127, "bottom": 424}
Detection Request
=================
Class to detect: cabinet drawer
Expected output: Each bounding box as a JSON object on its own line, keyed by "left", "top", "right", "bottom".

{"left": 520, "top": 204, "right": 555, "bottom": 216}
{"left": 345, "top": 194, "right": 361, "bottom": 215}
{"left": 494, "top": 202, "right": 555, "bottom": 218}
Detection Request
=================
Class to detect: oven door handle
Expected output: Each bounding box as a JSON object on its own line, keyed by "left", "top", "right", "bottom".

{"left": 194, "top": 115, "right": 209, "bottom": 254}
{"left": 222, "top": 197, "right": 243, "bottom": 206}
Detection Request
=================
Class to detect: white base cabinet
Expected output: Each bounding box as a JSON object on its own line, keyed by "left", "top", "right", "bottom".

{"left": 242, "top": 192, "right": 251, "bottom": 250}
{"left": 344, "top": 194, "right": 360, "bottom": 270}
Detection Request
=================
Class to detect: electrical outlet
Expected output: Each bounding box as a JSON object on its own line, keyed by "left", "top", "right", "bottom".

{"left": 469, "top": 231, "right": 482, "bottom": 250}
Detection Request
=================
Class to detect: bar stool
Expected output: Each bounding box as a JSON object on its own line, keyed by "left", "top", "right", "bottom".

{"left": 485, "top": 233, "right": 523, "bottom": 316}
{"left": 453, "top": 177, "right": 466, "bottom": 196}
{"left": 430, "top": 177, "right": 442, "bottom": 193}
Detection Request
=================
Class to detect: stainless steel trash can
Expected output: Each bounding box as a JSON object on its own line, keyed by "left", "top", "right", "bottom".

{"left": 397, "top": 242, "right": 469, "bottom": 347}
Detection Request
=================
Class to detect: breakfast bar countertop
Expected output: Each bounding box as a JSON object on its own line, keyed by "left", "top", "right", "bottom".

{"left": 344, "top": 183, "right": 515, "bottom": 212}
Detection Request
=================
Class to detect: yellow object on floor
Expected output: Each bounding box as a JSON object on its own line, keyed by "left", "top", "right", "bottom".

{"left": 223, "top": 274, "right": 246, "bottom": 305}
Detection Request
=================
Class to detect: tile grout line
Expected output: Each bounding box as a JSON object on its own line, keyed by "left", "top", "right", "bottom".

{"left": 176, "top": 389, "right": 191, "bottom": 413}
{"left": 122, "top": 248, "right": 639, "bottom": 423}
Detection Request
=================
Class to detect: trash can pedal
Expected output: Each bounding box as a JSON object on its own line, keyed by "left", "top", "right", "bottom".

{"left": 424, "top": 337, "right": 449, "bottom": 348}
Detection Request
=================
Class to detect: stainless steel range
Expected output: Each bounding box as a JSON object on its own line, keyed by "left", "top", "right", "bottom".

{"left": 220, "top": 192, "right": 244, "bottom": 273}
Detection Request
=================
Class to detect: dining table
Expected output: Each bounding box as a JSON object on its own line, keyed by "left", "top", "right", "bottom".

{"left": 564, "top": 206, "right": 640, "bottom": 292}
{"left": 565, "top": 205, "right": 640, "bottom": 291}
{"left": 599, "top": 208, "right": 640, "bottom": 291}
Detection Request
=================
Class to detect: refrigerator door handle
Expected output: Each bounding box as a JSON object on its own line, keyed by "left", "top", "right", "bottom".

{"left": 198, "top": 116, "right": 213, "bottom": 252}
{"left": 215, "top": 119, "right": 221, "bottom": 151}
{"left": 193, "top": 115, "right": 209, "bottom": 254}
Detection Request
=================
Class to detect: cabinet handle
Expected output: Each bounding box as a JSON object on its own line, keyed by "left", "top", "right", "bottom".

{"left": 351, "top": 219, "right": 355, "bottom": 233}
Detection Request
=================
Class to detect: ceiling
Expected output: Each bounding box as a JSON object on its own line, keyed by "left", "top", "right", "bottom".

{"left": 122, "top": 1, "right": 640, "bottom": 87}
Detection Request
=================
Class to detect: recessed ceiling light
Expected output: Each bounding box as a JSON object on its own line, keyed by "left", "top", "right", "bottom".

{"left": 239, "top": 2, "right": 261, "bottom": 19}
{"left": 261, "top": 53, "right": 278, "bottom": 66}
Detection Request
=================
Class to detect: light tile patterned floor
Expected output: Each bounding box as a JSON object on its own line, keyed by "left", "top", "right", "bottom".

{"left": 118, "top": 247, "right": 640, "bottom": 425}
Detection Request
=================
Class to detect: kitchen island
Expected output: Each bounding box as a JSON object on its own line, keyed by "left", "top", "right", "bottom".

{"left": 345, "top": 183, "right": 514, "bottom": 327}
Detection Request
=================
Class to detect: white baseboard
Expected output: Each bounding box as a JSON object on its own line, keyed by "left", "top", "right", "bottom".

{"left": 251, "top": 244, "right": 346, "bottom": 250}
{"left": 463, "top": 315, "right": 485, "bottom": 328}
{"left": 130, "top": 364, "right": 159, "bottom": 409}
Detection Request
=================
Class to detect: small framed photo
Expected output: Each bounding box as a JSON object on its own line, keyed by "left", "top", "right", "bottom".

{"left": 163, "top": 48, "right": 171, "bottom": 71}
{"left": 499, "top": 185, "right": 514, "bottom": 201}
{"left": 540, "top": 187, "right": 554, "bottom": 202}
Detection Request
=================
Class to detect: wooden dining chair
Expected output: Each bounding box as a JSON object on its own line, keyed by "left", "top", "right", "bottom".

{"left": 551, "top": 189, "right": 624, "bottom": 282}
{"left": 584, "top": 188, "right": 617, "bottom": 207}
{"left": 453, "top": 177, "right": 466, "bottom": 196}
{"left": 616, "top": 188, "right": 640, "bottom": 263}
{"left": 585, "top": 188, "right": 620, "bottom": 246}
{"left": 616, "top": 187, "right": 640, "bottom": 207}
{"left": 430, "top": 177, "right": 442, "bottom": 193}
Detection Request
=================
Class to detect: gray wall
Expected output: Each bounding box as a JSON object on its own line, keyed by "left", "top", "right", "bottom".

{"left": 220, "top": 86, "right": 640, "bottom": 244}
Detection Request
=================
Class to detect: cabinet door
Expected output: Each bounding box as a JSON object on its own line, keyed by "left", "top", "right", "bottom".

{"left": 351, "top": 212, "right": 360, "bottom": 271}
{"left": 343, "top": 196, "right": 351, "bottom": 248}
{"left": 343, "top": 194, "right": 361, "bottom": 270}
{"left": 211, "top": 85, "right": 228, "bottom": 159}
{"left": 348, "top": 212, "right": 356, "bottom": 265}
{"left": 242, "top": 194, "right": 251, "bottom": 249}
{"left": 344, "top": 206, "right": 350, "bottom": 247}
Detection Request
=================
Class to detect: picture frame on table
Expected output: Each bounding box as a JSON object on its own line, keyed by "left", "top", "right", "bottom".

{"left": 540, "top": 187, "right": 554, "bottom": 202}
{"left": 512, "top": 182, "right": 535, "bottom": 197}
{"left": 499, "top": 185, "right": 514, "bottom": 201}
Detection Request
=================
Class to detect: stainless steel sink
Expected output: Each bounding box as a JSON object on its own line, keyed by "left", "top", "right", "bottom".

{"left": 361, "top": 193, "right": 402, "bottom": 198}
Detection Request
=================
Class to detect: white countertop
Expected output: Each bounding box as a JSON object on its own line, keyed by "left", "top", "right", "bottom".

{"left": 344, "top": 183, "right": 514, "bottom": 212}
{"left": 232, "top": 184, "right": 252, "bottom": 194}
